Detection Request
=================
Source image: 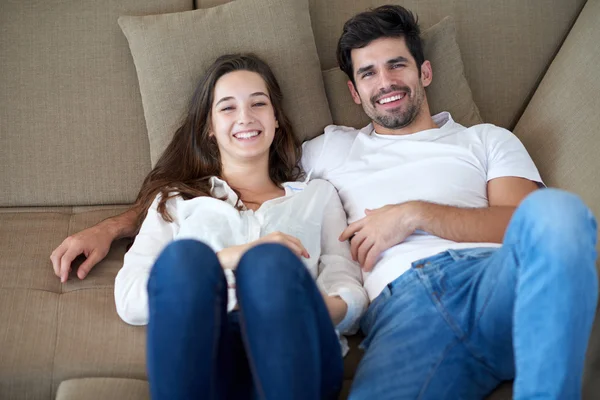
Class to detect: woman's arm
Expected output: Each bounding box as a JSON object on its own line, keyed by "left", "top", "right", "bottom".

{"left": 114, "top": 196, "right": 178, "bottom": 325}
{"left": 316, "top": 184, "right": 369, "bottom": 334}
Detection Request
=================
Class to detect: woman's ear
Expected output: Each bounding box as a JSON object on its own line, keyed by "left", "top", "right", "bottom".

{"left": 275, "top": 120, "right": 280, "bottom": 129}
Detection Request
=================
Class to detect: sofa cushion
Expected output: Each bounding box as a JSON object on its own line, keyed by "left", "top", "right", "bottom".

{"left": 322, "top": 16, "right": 481, "bottom": 129}
{"left": 52, "top": 288, "right": 147, "bottom": 394}
{"left": 513, "top": 0, "right": 600, "bottom": 222}
{"left": 118, "top": 0, "right": 332, "bottom": 166}
{"left": 0, "top": 289, "right": 60, "bottom": 399}
{"left": 0, "top": 0, "right": 194, "bottom": 207}
{"left": 56, "top": 378, "right": 149, "bottom": 400}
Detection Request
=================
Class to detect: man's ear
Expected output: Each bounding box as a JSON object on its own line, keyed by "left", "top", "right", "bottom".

{"left": 347, "top": 80, "right": 362, "bottom": 105}
{"left": 421, "top": 60, "right": 433, "bottom": 88}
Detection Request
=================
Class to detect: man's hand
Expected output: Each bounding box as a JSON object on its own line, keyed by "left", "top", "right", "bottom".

{"left": 51, "top": 208, "right": 141, "bottom": 283}
{"left": 50, "top": 224, "right": 115, "bottom": 283}
{"left": 339, "top": 203, "right": 419, "bottom": 272}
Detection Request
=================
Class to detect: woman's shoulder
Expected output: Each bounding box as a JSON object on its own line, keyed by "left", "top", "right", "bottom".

{"left": 304, "top": 179, "right": 338, "bottom": 196}
{"left": 149, "top": 191, "right": 183, "bottom": 210}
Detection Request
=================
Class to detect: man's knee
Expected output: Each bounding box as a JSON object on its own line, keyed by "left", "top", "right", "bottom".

{"left": 516, "top": 188, "right": 597, "bottom": 244}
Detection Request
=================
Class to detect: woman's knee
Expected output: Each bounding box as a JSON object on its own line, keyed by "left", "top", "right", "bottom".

{"left": 236, "top": 243, "right": 311, "bottom": 309}
{"left": 149, "top": 239, "right": 222, "bottom": 293}
{"left": 236, "top": 243, "right": 306, "bottom": 282}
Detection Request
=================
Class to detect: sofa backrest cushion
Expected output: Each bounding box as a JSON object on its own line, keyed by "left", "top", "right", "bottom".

{"left": 119, "top": 0, "right": 332, "bottom": 167}
{"left": 514, "top": 0, "right": 600, "bottom": 221}
{"left": 0, "top": 0, "right": 194, "bottom": 207}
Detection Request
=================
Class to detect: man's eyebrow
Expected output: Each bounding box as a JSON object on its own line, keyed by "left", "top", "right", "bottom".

{"left": 215, "top": 92, "right": 269, "bottom": 107}
{"left": 355, "top": 56, "right": 410, "bottom": 77}
{"left": 356, "top": 64, "right": 374, "bottom": 76}
{"left": 387, "top": 56, "right": 409, "bottom": 65}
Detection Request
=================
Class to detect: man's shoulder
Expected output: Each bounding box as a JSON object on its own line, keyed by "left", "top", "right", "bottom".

{"left": 323, "top": 123, "right": 370, "bottom": 137}
{"left": 303, "top": 123, "right": 369, "bottom": 153}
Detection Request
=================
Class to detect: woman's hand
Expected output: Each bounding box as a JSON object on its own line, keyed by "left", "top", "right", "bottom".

{"left": 322, "top": 293, "right": 348, "bottom": 325}
{"left": 217, "top": 231, "right": 310, "bottom": 270}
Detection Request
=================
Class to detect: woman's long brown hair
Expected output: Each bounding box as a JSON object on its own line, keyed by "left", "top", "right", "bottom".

{"left": 133, "top": 54, "right": 303, "bottom": 226}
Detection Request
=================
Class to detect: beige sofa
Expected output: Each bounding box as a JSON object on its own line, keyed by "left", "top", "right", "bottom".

{"left": 1, "top": 0, "right": 600, "bottom": 399}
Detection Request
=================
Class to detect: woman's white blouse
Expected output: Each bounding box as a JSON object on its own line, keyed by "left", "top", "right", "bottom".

{"left": 115, "top": 177, "right": 368, "bottom": 348}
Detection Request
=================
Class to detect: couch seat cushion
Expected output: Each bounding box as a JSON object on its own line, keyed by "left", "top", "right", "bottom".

{"left": 56, "top": 378, "right": 149, "bottom": 400}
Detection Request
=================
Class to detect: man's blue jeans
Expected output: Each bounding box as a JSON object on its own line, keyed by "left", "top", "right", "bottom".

{"left": 350, "top": 188, "right": 598, "bottom": 399}
{"left": 146, "top": 242, "right": 343, "bottom": 400}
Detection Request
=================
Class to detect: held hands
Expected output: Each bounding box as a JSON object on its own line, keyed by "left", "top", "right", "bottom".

{"left": 339, "top": 202, "right": 421, "bottom": 272}
{"left": 50, "top": 224, "right": 114, "bottom": 283}
{"left": 218, "top": 231, "right": 310, "bottom": 270}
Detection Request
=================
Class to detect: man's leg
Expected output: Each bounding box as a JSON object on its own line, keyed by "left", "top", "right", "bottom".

{"left": 236, "top": 243, "right": 344, "bottom": 400}
{"left": 502, "top": 188, "right": 598, "bottom": 398}
{"left": 146, "top": 239, "right": 233, "bottom": 400}
{"left": 349, "top": 253, "right": 504, "bottom": 400}
{"left": 441, "top": 188, "right": 598, "bottom": 398}
{"left": 350, "top": 189, "right": 598, "bottom": 399}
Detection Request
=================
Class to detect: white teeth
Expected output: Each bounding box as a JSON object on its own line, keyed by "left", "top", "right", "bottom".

{"left": 234, "top": 131, "right": 260, "bottom": 139}
{"left": 378, "top": 94, "right": 405, "bottom": 104}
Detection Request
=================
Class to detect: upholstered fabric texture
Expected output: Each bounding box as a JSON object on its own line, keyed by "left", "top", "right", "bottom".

{"left": 514, "top": 0, "right": 600, "bottom": 220}
{"left": 0, "top": 0, "right": 194, "bottom": 207}
{"left": 323, "top": 16, "right": 481, "bottom": 129}
{"left": 118, "top": 0, "right": 332, "bottom": 167}
{"left": 56, "top": 378, "right": 150, "bottom": 400}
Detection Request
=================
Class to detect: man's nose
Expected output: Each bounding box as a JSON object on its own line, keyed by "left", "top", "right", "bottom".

{"left": 378, "top": 69, "right": 395, "bottom": 91}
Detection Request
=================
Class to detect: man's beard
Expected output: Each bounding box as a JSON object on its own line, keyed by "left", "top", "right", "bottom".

{"left": 364, "top": 84, "right": 424, "bottom": 130}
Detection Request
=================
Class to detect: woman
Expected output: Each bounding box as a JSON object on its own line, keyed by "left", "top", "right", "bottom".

{"left": 114, "top": 54, "right": 368, "bottom": 400}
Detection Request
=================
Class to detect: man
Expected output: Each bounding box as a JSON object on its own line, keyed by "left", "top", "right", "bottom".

{"left": 51, "top": 5, "right": 598, "bottom": 399}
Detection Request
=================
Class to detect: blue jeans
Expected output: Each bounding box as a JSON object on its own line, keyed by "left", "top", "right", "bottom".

{"left": 146, "top": 242, "right": 343, "bottom": 400}
{"left": 350, "top": 188, "right": 598, "bottom": 399}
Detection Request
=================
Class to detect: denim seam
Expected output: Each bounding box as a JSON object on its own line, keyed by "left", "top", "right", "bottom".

{"left": 417, "top": 269, "right": 502, "bottom": 377}
{"left": 237, "top": 295, "right": 267, "bottom": 400}
{"left": 210, "top": 275, "right": 226, "bottom": 400}
{"left": 468, "top": 244, "right": 518, "bottom": 378}
{"left": 416, "top": 338, "right": 461, "bottom": 400}
{"left": 417, "top": 270, "right": 467, "bottom": 340}
{"left": 235, "top": 253, "right": 313, "bottom": 400}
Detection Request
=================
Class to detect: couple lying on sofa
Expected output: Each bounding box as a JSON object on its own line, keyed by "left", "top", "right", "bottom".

{"left": 49, "top": 5, "right": 598, "bottom": 400}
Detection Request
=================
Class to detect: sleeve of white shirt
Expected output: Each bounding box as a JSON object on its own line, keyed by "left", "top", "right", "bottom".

{"left": 316, "top": 183, "right": 369, "bottom": 335}
{"left": 484, "top": 125, "right": 543, "bottom": 185}
{"left": 301, "top": 133, "right": 326, "bottom": 178}
{"left": 114, "top": 195, "right": 179, "bottom": 326}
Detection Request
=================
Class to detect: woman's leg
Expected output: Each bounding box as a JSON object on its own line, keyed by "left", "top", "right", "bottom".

{"left": 236, "top": 243, "right": 344, "bottom": 400}
{"left": 146, "top": 239, "right": 231, "bottom": 400}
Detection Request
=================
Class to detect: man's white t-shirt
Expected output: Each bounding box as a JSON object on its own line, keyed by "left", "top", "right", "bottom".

{"left": 302, "top": 112, "right": 543, "bottom": 300}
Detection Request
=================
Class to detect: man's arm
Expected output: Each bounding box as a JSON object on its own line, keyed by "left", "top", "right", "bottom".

{"left": 340, "top": 177, "right": 539, "bottom": 271}
{"left": 105, "top": 207, "right": 143, "bottom": 240}
{"left": 50, "top": 205, "right": 143, "bottom": 282}
{"left": 413, "top": 176, "right": 539, "bottom": 243}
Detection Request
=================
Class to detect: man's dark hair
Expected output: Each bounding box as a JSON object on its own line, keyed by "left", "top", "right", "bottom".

{"left": 336, "top": 5, "right": 424, "bottom": 85}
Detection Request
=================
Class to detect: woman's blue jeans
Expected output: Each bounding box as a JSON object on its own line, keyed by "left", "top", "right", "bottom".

{"left": 146, "top": 242, "right": 343, "bottom": 400}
